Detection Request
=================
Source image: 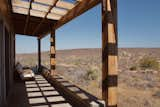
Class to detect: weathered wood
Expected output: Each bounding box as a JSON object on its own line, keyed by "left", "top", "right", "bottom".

{"left": 50, "top": 29, "right": 56, "bottom": 76}
{"left": 13, "top": 33, "right": 16, "bottom": 73}
{"left": 10, "top": 0, "right": 100, "bottom": 38}
{"left": 40, "top": 0, "right": 100, "bottom": 38}
{"left": 32, "top": 0, "right": 59, "bottom": 36}
{"left": 0, "top": 0, "right": 13, "bottom": 32}
{"left": 0, "top": 19, "right": 6, "bottom": 107}
{"left": 12, "top": 13, "right": 56, "bottom": 37}
{"left": 38, "top": 38, "right": 41, "bottom": 71}
{"left": 51, "top": 7, "right": 68, "bottom": 16}
{"left": 41, "top": 68, "right": 105, "bottom": 107}
{"left": 12, "top": 13, "right": 56, "bottom": 24}
{"left": 0, "top": 2, "right": 15, "bottom": 104}
{"left": 12, "top": 0, "right": 30, "bottom": 8}
{"left": 56, "top": 1, "right": 75, "bottom": 10}
{"left": 102, "top": 0, "right": 118, "bottom": 107}
{"left": 54, "top": 0, "right": 100, "bottom": 29}
{"left": 34, "top": 0, "right": 55, "bottom": 6}
{"left": 23, "top": 0, "right": 34, "bottom": 34}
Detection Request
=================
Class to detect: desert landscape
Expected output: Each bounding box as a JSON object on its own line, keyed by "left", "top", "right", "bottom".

{"left": 16, "top": 48, "right": 160, "bottom": 107}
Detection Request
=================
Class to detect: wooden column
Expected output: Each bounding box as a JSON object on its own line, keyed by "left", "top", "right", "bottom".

{"left": 50, "top": 30, "right": 56, "bottom": 75}
{"left": 0, "top": 19, "right": 6, "bottom": 107}
{"left": 14, "top": 34, "right": 16, "bottom": 69}
{"left": 102, "top": 0, "right": 118, "bottom": 107}
{"left": 38, "top": 38, "right": 41, "bottom": 72}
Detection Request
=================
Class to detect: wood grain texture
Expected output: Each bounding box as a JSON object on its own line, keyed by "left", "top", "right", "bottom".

{"left": 40, "top": 0, "right": 100, "bottom": 38}
{"left": 38, "top": 38, "right": 41, "bottom": 71}
{"left": 50, "top": 29, "right": 56, "bottom": 76}
{"left": 23, "top": 0, "right": 34, "bottom": 34}
{"left": 32, "top": 0, "right": 59, "bottom": 36}
{"left": 54, "top": 0, "right": 100, "bottom": 29}
{"left": 102, "top": 0, "right": 118, "bottom": 106}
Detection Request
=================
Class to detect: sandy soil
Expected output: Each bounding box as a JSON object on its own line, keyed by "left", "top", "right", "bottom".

{"left": 16, "top": 48, "right": 160, "bottom": 107}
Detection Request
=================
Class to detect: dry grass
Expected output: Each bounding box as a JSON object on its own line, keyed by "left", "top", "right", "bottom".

{"left": 16, "top": 48, "right": 160, "bottom": 107}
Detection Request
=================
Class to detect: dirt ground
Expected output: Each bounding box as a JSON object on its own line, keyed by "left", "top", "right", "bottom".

{"left": 16, "top": 48, "right": 160, "bottom": 107}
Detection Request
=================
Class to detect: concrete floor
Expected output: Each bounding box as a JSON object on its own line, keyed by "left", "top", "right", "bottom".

{"left": 8, "top": 75, "right": 73, "bottom": 107}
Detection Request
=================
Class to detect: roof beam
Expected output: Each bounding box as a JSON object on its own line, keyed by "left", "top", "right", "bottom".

{"left": 54, "top": 0, "right": 100, "bottom": 29}
{"left": 32, "top": 0, "right": 59, "bottom": 36}
{"left": 39, "top": 0, "right": 100, "bottom": 39}
{"left": 12, "top": 13, "right": 56, "bottom": 24}
{"left": 23, "top": 0, "right": 34, "bottom": 34}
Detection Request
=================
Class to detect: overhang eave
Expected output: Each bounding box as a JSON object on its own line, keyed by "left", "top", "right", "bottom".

{"left": 9, "top": 0, "right": 100, "bottom": 38}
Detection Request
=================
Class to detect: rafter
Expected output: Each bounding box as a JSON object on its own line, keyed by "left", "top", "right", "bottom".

{"left": 54, "top": 0, "right": 100, "bottom": 29}
{"left": 32, "top": 0, "right": 59, "bottom": 36}
{"left": 23, "top": 0, "right": 34, "bottom": 34}
{"left": 38, "top": 0, "right": 100, "bottom": 39}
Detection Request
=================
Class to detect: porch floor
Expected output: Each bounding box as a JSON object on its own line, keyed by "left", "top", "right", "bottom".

{"left": 8, "top": 75, "right": 73, "bottom": 107}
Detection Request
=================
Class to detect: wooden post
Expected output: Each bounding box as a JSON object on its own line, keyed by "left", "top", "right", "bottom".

{"left": 50, "top": 30, "right": 56, "bottom": 76}
{"left": 14, "top": 34, "right": 16, "bottom": 69}
{"left": 38, "top": 38, "right": 41, "bottom": 72}
{"left": 0, "top": 19, "right": 6, "bottom": 107}
{"left": 102, "top": 0, "right": 118, "bottom": 107}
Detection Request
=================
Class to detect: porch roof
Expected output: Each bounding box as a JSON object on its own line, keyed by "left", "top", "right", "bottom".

{"left": 9, "top": 0, "right": 100, "bottom": 38}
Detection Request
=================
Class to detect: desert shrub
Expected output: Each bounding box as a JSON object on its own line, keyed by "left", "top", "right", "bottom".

{"left": 129, "top": 66, "right": 137, "bottom": 71}
{"left": 74, "top": 61, "right": 80, "bottom": 66}
{"left": 85, "top": 68, "right": 98, "bottom": 80}
{"left": 139, "top": 57, "right": 159, "bottom": 70}
{"left": 153, "top": 91, "right": 160, "bottom": 98}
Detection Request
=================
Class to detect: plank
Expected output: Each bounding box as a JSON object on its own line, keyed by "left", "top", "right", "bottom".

{"left": 24, "top": 0, "right": 34, "bottom": 34}
{"left": 50, "top": 29, "right": 56, "bottom": 76}
{"left": 54, "top": 0, "right": 100, "bottom": 29}
{"left": 56, "top": 1, "right": 75, "bottom": 10}
{"left": 32, "top": 0, "right": 59, "bottom": 36}
{"left": 102, "top": 0, "right": 118, "bottom": 107}
{"left": 38, "top": 38, "right": 41, "bottom": 71}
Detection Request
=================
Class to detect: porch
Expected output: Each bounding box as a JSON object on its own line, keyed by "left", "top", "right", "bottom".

{"left": 8, "top": 71, "right": 105, "bottom": 107}
{"left": 0, "top": 0, "right": 118, "bottom": 107}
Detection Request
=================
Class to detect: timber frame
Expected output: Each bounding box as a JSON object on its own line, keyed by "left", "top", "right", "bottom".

{"left": 0, "top": 0, "right": 118, "bottom": 107}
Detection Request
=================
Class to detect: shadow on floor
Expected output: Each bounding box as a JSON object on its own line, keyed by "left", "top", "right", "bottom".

{"left": 8, "top": 75, "right": 73, "bottom": 107}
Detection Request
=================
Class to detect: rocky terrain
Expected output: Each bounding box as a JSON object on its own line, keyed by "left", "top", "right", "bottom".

{"left": 16, "top": 48, "right": 160, "bottom": 107}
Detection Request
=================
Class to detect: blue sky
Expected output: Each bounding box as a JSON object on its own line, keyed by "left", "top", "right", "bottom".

{"left": 16, "top": 0, "right": 160, "bottom": 53}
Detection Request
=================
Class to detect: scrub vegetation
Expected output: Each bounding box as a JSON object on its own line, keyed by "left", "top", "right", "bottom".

{"left": 16, "top": 48, "right": 160, "bottom": 107}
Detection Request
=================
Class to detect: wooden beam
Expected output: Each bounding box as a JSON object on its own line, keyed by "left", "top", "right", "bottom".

{"left": 39, "top": 0, "right": 100, "bottom": 38}
{"left": 0, "top": 0, "right": 13, "bottom": 31}
{"left": 50, "top": 29, "right": 56, "bottom": 76}
{"left": 12, "top": 13, "right": 56, "bottom": 24}
{"left": 32, "top": 0, "right": 59, "bottom": 36}
{"left": 111, "top": 0, "right": 117, "bottom": 38}
{"left": 56, "top": 1, "right": 75, "bottom": 10}
{"left": 51, "top": 7, "right": 68, "bottom": 16}
{"left": 24, "top": 0, "right": 34, "bottom": 34}
{"left": 102, "top": 0, "right": 118, "bottom": 107}
{"left": 13, "top": 33, "right": 16, "bottom": 69}
{"left": 38, "top": 38, "right": 41, "bottom": 72}
{"left": 54, "top": 0, "right": 100, "bottom": 29}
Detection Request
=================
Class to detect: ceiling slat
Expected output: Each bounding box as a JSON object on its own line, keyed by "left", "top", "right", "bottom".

{"left": 54, "top": 0, "right": 100, "bottom": 29}
{"left": 56, "top": 1, "right": 75, "bottom": 10}
{"left": 32, "top": 0, "right": 59, "bottom": 36}
{"left": 32, "top": 3, "right": 50, "bottom": 12}
{"left": 12, "top": 0, "right": 77, "bottom": 20}
{"left": 47, "top": 13, "right": 62, "bottom": 20}
{"left": 34, "top": 0, "right": 55, "bottom": 5}
{"left": 12, "top": 0, "right": 30, "bottom": 8}
{"left": 30, "top": 9, "right": 46, "bottom": 18}
{"left": 24, "top": 0, "right": 34, "bottom": 34}
{"left": 51, "top": 7, "right": 68, "bottom": 15}
{"left": 12, "top": 6, "right": 28, "bottom": 15}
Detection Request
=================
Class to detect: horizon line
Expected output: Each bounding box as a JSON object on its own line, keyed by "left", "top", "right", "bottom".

{"left": 16, "top": 47, "right": 160, "bottom": 54}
